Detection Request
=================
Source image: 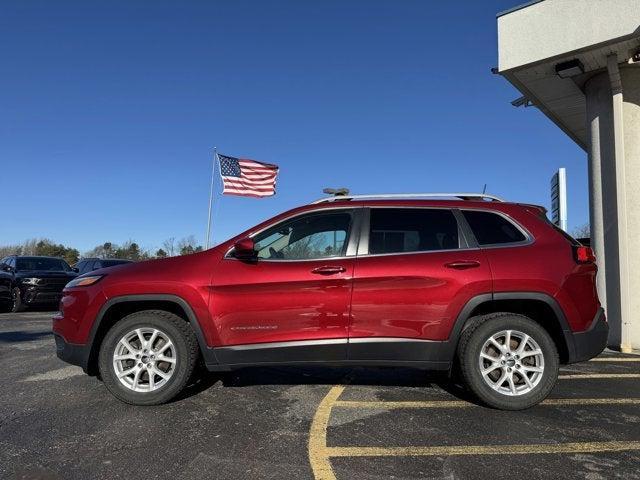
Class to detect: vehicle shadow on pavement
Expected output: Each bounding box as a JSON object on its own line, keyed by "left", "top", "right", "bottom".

{"left": 0, "top": 330, "right": 51, "bottom": 343}
{"left": 175, "top": 365, "right": 481, "bottom": 405}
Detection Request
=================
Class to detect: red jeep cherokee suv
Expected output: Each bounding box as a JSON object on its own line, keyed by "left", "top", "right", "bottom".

{"left": 53, "top": 193, "right": 608, "bottom": 409}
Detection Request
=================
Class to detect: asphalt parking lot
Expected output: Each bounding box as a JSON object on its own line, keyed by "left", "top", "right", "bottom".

{"left": 1, "top": 312, "right": 640, "bottom": 480}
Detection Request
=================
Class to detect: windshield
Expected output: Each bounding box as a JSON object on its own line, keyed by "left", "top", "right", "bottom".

{"left": 101, "top": 260, "right": 130, "bottom": 267}
{"left": 15, "top": 257, "right": 71, "bottom": 272}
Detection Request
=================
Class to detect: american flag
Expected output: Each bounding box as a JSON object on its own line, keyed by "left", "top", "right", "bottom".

{"left": 218, "top": 154, "right": 279, "bottom": 198}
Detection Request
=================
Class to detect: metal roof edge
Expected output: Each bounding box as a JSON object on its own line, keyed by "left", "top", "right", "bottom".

{"left": 497, "top": 0, "right": 544, "bottom": 19}
{"left": 500, "top": 71, "right": 588, "bottom": 152}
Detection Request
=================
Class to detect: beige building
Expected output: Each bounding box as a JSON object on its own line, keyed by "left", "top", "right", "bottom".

{"left": 497, "top": 0, "right": 640, "bottom": 351}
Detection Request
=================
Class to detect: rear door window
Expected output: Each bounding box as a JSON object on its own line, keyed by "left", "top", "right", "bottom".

{"left": 462, "top": 210, "right": 527, "bottom": 245}
{"left": 368, "top": 208, "right": 460, "bottom": 254}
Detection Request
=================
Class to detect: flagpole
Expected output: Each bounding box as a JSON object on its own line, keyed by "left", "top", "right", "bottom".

{"left": 205, "top": 147, "right": 218, "bottom": 249}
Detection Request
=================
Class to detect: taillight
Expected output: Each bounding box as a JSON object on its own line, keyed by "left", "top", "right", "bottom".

{"left": 574, "top": 246, "right": 596, "bottom": 264}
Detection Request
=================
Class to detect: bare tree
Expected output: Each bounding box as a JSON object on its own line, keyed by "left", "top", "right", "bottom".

{"left": 162, "top": 237, "right": 177, "bottom": 257}
{"left": 572, "top": 224, "right": 590, "bottom": 239}
{"left": 21, "top": 239, "right": 39, "bottom": 255}
{"left": 0, "top": 245, "right": 21, "bottom": 257}
{"left": 177, "top": 235, "right": 203, "bottom": 256}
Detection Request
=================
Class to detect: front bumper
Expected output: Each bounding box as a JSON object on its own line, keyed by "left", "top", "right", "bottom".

{"left": 22, "top": 288, "right": 63, "bottom": 305}
{"left": 567, "top": 307, "right": 609, "bottom": 363}
{"left": 54, "top": 334, "right": 91, "bottom": 373}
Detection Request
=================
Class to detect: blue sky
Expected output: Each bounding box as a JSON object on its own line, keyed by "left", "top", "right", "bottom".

{"left": 1, "top": 1, "right": 589, "bottom": 253}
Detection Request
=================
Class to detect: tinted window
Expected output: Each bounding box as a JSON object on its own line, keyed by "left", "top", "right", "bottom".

{"left": 369, "top": 208, "right": 460, "bottom": 254}
{"left": 15, "top": 257, "right": 71, "bottom": 272}
{"left": 101, "top": 259, "right": 130, "bottom": 267}
{"left": 75, "top": 261, "right": 87, "bottom": 273}
{"left": 253, "top": 211, "right": 352, "bottom": 260}
{"left": 463, "top": 210, "right": 527, "bottom": 245}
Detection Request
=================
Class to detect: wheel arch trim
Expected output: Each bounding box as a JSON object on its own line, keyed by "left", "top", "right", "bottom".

{"left": 448, "top": 292, "right": 576, "bottom": 362}
{"left": 87, "top": 294, "right": 219, "bottom": 371}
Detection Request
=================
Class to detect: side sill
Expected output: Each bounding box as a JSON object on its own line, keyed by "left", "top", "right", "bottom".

{"left": 213, "top": 339, "right": 347, "bottom": 365}
{"left": 206, "top": 337, "right": 452, "bottom": 372}
{"left": 205, "top": 360, "right": 451, "bottom": 372}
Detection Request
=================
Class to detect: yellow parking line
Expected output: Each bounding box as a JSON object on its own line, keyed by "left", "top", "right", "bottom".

{"left": 333, "top": 398, "right": 640, "bottom": 409}
{"left": 324, "top": 441, "right": 640, "bottom": 458}
{"left": 559, "top": 373, "right": 640, "bottom": 379}
{"left": 590, "top": 357, "right": 640, "bottom": 362}
{"left": 308, "top": 377, "right": 640, "bottom": 479}
{"left": 309, "top": 385, "right": 344, "bottom": 480}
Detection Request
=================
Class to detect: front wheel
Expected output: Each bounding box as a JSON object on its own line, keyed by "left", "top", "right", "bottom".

{"left": 11, "top": 288, "right": 26, "bottom": 313}
{"left": 98, "top": 310, "right": 199, "bottom": 405}
{"left": 457, "top": 313, "right": 559, "bottom": 410}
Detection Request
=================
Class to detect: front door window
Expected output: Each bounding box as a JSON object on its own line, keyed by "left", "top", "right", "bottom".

{"left": 253, "top": 211, "right": 352, "bottom": 260}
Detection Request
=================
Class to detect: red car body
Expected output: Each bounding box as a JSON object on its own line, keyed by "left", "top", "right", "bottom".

{"left": 53, "top": 198, "right": 608, "bottom": 375}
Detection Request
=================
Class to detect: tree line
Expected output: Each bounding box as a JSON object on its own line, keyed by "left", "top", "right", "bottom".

{"left": 0, "top": 236, "right": 203, "bottom": 265}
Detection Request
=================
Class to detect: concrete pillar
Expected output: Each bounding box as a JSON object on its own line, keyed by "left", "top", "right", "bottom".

{"left": 585, "top": 63, "right": 640, "bottom": 351}
{"left": 620, "top": 65, "right": 640, "bottom": 351}
{"left": 585, "top": 73, "right": 610, "bottom": 317}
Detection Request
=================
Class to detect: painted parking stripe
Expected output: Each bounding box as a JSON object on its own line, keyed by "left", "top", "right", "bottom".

{"left": 309, "top": 385, "right": 345, "bottom": 480}
{"left": 590, "top": 357, "right": 640, "bottom": 362}
{"left": 323, "top": 441, "right": 640, "bottom": 458}
{"left": 559, "top": 373, "right": 640, "bottom": 379}
{"left": 308, "top": 385, "right": 640, "bottom": 480}
{"left": 333, "top": 397, "right": 640, "bottom": 409}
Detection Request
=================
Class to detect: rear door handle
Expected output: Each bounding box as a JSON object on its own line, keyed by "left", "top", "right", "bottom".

{"left": 311, "top": 265, "right": 347, "bottom": 275}
{"left": 444, "top": 260, "right": 481, "bottom": 270}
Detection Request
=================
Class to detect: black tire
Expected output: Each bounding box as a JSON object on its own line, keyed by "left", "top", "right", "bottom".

{"left": 98, "top": 310, "right": 199, "bottom": 405}
{"left": 457, "top": 312, "right": 559, "bottom": 410}
{"left": 0, "top": 301, "right": 11, "bottom": 313}
{"left": 11, "top": 288, "right": 26, "bottom": 313}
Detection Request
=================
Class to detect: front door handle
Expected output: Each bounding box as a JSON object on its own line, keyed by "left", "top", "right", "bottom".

{"left": 445, "top": 260, "right": 481, "bottom": 270}
{"left": 311, "top": 265, "right": 347, "bottom": 275}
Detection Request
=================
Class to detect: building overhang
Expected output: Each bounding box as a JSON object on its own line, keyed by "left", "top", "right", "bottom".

{"left": 497, "top": 0, "right": 640, "bottom": 151}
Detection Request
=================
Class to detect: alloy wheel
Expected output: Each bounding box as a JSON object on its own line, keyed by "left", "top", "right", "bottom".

{"left": 478, "top": 329, "right": 545, "bottom": 396}
{"left": 112, "top": 327, "right": 177, "bottom": 393}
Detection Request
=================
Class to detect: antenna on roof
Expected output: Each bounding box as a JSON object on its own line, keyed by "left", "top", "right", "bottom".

{"left": 482, "top": 184, "right": 487, "bottom": 194}
{"left": 322, "top": 187, "right": 350, "bottom": 197}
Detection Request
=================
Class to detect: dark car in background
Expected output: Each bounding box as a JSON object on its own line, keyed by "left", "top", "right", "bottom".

{"left": 0, "top": 256, "right": 77, "bottom": 312}
{"left": 0, "top": 270, "right": 12, "bottom": 311}
{"left": 74, "top": 258, "right": 133, "bottom": 275}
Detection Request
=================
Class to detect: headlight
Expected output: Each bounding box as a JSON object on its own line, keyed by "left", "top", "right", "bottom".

{"left": 65, "top": 275, "right": 104, "bottom": 288}
{"left": 21, "top": 278, "right": 41, "bottom": 285}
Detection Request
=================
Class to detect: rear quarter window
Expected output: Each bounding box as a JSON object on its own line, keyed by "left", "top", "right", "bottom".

{"left": 463, "top": 210, "right": 527, "bottom": 245}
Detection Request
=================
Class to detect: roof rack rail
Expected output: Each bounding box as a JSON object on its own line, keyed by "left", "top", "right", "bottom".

{"left": 311, "top": 192, "right": 505, "bottom": 204}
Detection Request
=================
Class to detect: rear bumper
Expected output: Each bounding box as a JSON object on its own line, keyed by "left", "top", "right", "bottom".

{"left": 566, "top": 307, "right": 608, "bottom": 363}
{"left": 54, "top": 334, "right": 91, "bottom": 373}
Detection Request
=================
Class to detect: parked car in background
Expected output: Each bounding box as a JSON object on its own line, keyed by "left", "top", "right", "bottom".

{"left": 53, "top": 193, "right": 607, "bottom": 409}
{"left": 0, "top": 256, "right": 77, "bottom": 312}
{"left": 74, "top": 258, "right": 133, "bottom": 276}
{"left": 0, "top": 270, "right": 12, "bottom": 312}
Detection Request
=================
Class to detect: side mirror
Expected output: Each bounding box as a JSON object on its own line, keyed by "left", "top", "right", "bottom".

{"left": 233, "top": 237, "right": 256, "bottom": 260}
{"left": 72, "top": 267, "right": 79, "bottom": 273}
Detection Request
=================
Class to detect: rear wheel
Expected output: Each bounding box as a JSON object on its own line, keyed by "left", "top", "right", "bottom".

{"left": 457, "top": 313, "right": 559, "bottom": 410}
{"left": 98, "top": 310, "right": 199, "bottom": 405}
